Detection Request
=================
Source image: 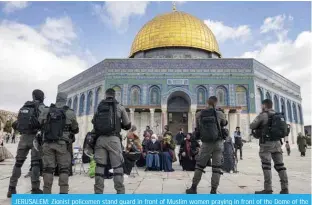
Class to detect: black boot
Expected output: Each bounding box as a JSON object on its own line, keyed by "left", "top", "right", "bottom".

{"left": 210, "top": 187, "right": 217, "bottom": 194}
{"left": 7, "top": 186, "right": 16, "bottom": 198}
{"left": 280, "top": 189, "right": 289, "bottom": 194}
{"left": 186, "top": 184, "right": 197, "bottom": 194}
{"left": 31, "top": 188, "right": 43, "bottom": 194}
{"left": 255, "top": 190, "right": 273, "bottom": 194}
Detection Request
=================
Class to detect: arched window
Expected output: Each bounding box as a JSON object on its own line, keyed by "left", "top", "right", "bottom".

{"left": 256, "top": 88, "right": 263, "bottom": 113}
{"left": 67, "top": 98, "right": 72, "bottom": 108}
{"left": 79, "top": 94, "right": 85, "bottom": 116}
{"left": 215, "top": 86, "right": 227, "bottom": 106}
{"left": 150, "top": 86, "right": 160, "bottom": 105}
{"left": 281, "top": 98, "right": 286, "bottom": 120}
{"left": 94, "top": 87, "right": 102, "bottom": 111}
{"left": 86, "top": 91, "right": 93, "bottom": 115}
{"left": 292, "top": 103, "right": 298, "bottom": 123}
{"left": 130, "top": 86, "right": 140, "bottom": 105}
{"left": 235, "top": 86, "right": 247, "bottom": 106}
{"left": 274, "top": 95, "right": 279, "bottom": 112}
{"left": 73, "top": 96, "right": 78, "bottom": 114}
{"left": 112, "top": 86, "right": 122, "bottom": 103}
{"left": 287, "top": 101, "right": 292, "bottom": 122}
{"left": 266, "top": 92, "right": 271, "bottom": 100}
{"left": 197, "top": 87, "right": 206, "bottom": 105}
{"left": 298, "top": 105, "right": 303, "bottom": 124}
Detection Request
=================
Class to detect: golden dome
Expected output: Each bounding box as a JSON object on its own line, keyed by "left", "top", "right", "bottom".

{"left": 129, "top": 11, "right": 221, "bottom": 57}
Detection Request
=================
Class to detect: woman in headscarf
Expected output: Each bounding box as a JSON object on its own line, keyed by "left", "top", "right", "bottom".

{"left": 179, "top": 133, "right": 200, "bottom": 171}
{"left": 297, "top": 132, "right": 307, "bottom": 157}
{"left": 222, "top": 135, "right": 236, "bottom": 173}
{"left": 145, "top": 134, "right": 161, "bottom": 171}
{"left": 136, "top": 132, "right": 151, "bottom": 167}
{"left": 0, "top": 135, "right": 13, "bottom": 162}
{"left": 160, "top": 130, "right": 176, "bottom": 172}
{"left": 123, "top": 125, "right": 142, "bottom": 175}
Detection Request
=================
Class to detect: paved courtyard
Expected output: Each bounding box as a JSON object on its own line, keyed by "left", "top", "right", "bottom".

{"left": 0, "top": 142, "right": 311, "bottom": 205}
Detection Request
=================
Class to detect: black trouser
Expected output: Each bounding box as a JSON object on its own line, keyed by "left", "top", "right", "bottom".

{"left": 235, "top": 145, "right": 243, "bottom": 159}
{"left": 301, "top": 152, "right": 305, "bottom": 156}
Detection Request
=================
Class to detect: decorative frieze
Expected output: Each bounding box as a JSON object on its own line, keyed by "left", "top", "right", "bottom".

{"left": 167, "top": 79, "right": 189, "bottom": 85}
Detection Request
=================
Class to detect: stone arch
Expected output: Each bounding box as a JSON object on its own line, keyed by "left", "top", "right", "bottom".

{"left": 112, "top": 85, "right": 122, "bottom": 103}
{"left": 86, "top": 91, "right": 93, "bottom": 115}
{"left": 79, "top": 93, "right": 85, "bottom": 116}
{"left": 149, "top": 85, "right": 161, "bottom": 105}
{"left": 265, "top": 91, "right": 271, "bottom": 100}
{"left": 94, "top": 86, "right": 102, "bottom": 111}
{"left": 287, "top": 101, "right": 292, "bottom": 122}
{"left": 73, "top": 96, "right": 78, "bottom": 114}
{"left": 215, "top": 85, "right": 228, "bottom": 106}
{"left": 196, "top": 86, "right": 207, "bottom": 105}
{"left": 162, "top": 87, "right": 194, "bottom": 106}
{"left": 67, "top": 98, "right": 72, "bottom": 108}
{"left": 235, "top": 85, "right": 247, "bottom": 106}
{"left": 130, "top": 86, "right": 141, "bottom": 105}
{"left": 274, "top": 95, "right": 280, "bottom": 112}
{"left": 292, "top": 103, "right": 298, "bottom": 123}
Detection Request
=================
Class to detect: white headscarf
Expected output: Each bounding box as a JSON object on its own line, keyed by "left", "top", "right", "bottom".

{"left": 151, "top": 134, "right": 158, "bottom": 143}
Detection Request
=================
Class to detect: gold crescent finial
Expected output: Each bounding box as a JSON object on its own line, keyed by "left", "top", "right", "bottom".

{"left": 172, "top": 1, "right": 177, "bottom": 11}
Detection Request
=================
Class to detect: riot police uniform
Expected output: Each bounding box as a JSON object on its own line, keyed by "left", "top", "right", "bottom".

{"left": 186, "top": 105, "right": 227, "bottom": 194}
{"left": 38, "top": 92, "right": 79, "bottom": 194}
{"left": 250, "top": 108, "right": 289, "bottom": 194}
{"left": 7, "top": 89, "right": 45, "bottom": 198}
{"left": 93, "top": 97, "right": 131, "bottom": 194}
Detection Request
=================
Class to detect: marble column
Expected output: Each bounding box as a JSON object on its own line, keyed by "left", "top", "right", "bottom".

{"left": 191, "top": 110, "right": 196, "bottom": 131}
{"left": 236, "top": 109, "right": 241, "bottom": 128}
{"left": 130, "top": 108, "right": 135, "bottom": 126}
{"left": 161, "top": 108, "right": 168, "bottom": 132}
{"left": 150, "top": 109, "right": 155, "bottom": 131}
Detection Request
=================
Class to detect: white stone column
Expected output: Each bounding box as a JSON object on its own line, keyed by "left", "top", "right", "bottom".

{"left": 130, "top": 108, "right": 135, "bottom": 126}
{"left": 150, "top": 108, "right": 155, "bottom": 131}
{"left": 191, "top": 110, "right": 196, "bottom": 131}
{"left": 236, "top": 109, "right": 242, "bottom": 128}
{"left": 161, "top": 108, "right": 167, "bottom": 133}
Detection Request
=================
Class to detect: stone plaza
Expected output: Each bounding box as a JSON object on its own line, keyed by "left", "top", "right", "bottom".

{"left": 0, "top": 142, "right": 310, "bottom": 205}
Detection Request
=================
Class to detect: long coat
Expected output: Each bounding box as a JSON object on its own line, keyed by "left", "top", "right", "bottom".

{"left": 297, "top": 135, "right": 307, "bottom": 153}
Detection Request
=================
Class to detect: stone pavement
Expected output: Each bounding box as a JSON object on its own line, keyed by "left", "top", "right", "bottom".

{"left": 0, "top": 142, "right": 311, "bottom": 205}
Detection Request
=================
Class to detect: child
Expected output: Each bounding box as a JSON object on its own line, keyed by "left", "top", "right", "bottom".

{"left": 285, "top": 141, "right": 291, "bottom": 156}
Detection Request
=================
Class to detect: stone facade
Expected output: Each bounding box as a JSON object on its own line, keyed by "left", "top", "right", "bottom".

{"left": 58, "top": 58, "right": 303, "bottom": 147}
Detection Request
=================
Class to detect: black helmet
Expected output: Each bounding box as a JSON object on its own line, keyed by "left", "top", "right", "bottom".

{"left": 32, "top": 89, "right": 44, "bottom": 102}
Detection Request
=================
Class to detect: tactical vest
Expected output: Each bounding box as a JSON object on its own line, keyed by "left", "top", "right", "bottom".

{"left": 93, "top": 98, "right": 121, "bottom": 136}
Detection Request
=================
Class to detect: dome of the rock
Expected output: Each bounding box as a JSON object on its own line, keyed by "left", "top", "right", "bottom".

{"left": 129, "top": 10, "right": 221, "bottom": 58}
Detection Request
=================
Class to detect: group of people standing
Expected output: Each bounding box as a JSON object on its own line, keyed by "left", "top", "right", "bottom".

{"left": 6, "top": 89, "right": 79, "bottom": 197}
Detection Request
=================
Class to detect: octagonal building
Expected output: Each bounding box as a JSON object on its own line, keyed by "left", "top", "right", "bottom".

{"left": 58, "top": 9, "right": 304, "bottom": 146}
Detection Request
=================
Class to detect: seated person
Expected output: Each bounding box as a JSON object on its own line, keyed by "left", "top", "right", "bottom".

{"left": 222, "top": 136, "right": 236, "bottom": 173}
{"left": 160, "top": 132, "right": 176, "bottom": 172}
{"left": 123, "top": 125, "right": 142, "bottom": 175}
{"left": 136, "top": 133, "right": 150, "bottom": 167}
{"left": 179, "top": 133, "right": 200, "bottom": 171}
{"left": 145, "top": 134, "right": 161, "bottom": 171}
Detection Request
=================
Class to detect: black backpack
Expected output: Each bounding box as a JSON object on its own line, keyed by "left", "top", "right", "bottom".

{"left": 16, "top": 101, "right": 40, "bottom": 133}
{"left": 265, "top": 112, "right": 288, "bottom": 140}
{"left": 93, "top": 99, "right": 121, "bottom": 136}
{"left": 43, "top": 105, "right": 67, "bottom": 142}
{"left": 199, "top": 108, "right": 221, "bottom": 142}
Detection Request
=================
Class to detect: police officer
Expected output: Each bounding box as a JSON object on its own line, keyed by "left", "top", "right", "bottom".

{"left": 186, "top": 96, "right": 227, "bottom": 194}
{"left": 7, "top": 89, "right": 45, "bottom": 198}
{"left": 250, "top": 99, "right": 288, "bottom": 194}
{"left": 93, "top": 88, "right": 131, "bottom": 194}
{"left": 38, "top": 92, "right": 79, "bottom": 194}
